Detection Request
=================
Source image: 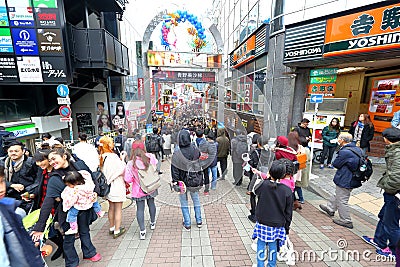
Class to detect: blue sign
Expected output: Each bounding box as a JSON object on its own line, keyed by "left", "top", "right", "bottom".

{"left": 56, "top": 84, "right": 69, "bottom": 97}
{"left": 310, "top": 94, "right": 324, "bottom": 104}
{"left": 155, "top": 111, "right": 163, "bottom": 115}
{"left": 11, "top": 28, "right": 38, "bottom": 55}
{"left": 146, "top": 124, "right": 153, "bottom": 134}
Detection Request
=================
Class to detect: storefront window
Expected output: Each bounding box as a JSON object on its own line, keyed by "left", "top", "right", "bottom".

{"left": 241, "top": 0, "right": 249, "bottom": 22}
{"left": 271, "top": 0, "right": 284, "bottom": 32}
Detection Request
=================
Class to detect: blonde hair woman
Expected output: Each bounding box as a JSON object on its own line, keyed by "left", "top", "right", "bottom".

{"left": 98, "top": 136, "right": 127, "bottom": 238}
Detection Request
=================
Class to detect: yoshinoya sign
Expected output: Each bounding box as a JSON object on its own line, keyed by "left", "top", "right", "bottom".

{"left": 324, "top": 3, "right": 400, "bottom": 57}
{"left": 283, "top": 20, "right": 326, "bottom": 63}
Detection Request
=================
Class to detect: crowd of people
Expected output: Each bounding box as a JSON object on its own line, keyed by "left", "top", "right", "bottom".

{"left": 0, "top": 107, "right": 399, "bottom": 266}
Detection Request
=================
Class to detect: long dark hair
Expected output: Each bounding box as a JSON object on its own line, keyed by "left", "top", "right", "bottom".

{"left": 329, "top": 118, "right": 340, "bottom": 132}
{"left": 49, "top": 147, "right": 71, "bottom": 162}
{"left": 64, "top": 171, "right": 85, "bottom": 186}
{"left": 361, "top": 113, "right": 373, "bottom": 127}
{"left": 115, "top": 102, "right": 125, "bottom": 119}
{"left": 288, "top": 131, "right": 300, "bottom": 151}
{"left": 131, "top": 147, "right": 150, "bottom": 171}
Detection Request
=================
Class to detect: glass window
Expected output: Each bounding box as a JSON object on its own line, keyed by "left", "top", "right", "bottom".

{"left": 239, "top": 18, "right": 248, "bottom": 43}
{"left": 248, "top": 3, "right": 258, "bottom": 36}
{"left": 258, "top": 0, "right": 273, "bottom": 25}
{"left": 271, "top": 0, "right": 284, "bottom": 32}
{"left": 240, "top": 0, "right": 249, "bottom": 22}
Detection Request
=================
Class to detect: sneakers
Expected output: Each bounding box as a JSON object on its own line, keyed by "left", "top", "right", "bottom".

{"left": 84, "top": 253, "right": 102, "bottom": 262}
{"left": 197, "top": 222, "right": 202, "bottom": 228}
{"left": 319, "top": 204, "right": 335, "bottom": 216}
{"left": 150, "top": 222, "right": 156, "bottom": 230}
{"left": 320, "top": 164, "right": 324, "bottom": 169}
{"left": 376, "top": 247, "right": 395, "bottom": 259}
{"left": 362, "top": 236, "right": 381, "bottom": 249}
{"left": 113, "top": 227, "right": 126, "bottom": 239}
{"left": 182, "top": 222, "right": 191, "bottom": 231}
{"left": 139, "top": 230, "right": 146, "bottom": 240}
{"left": 64, "top": 227, "right": 78, "bottom": 235}
{"left": 327, "top": 164, "right": 334, "bottom": 169}
{"left": 333, "top": 218, "right": 353, "bottom": 229}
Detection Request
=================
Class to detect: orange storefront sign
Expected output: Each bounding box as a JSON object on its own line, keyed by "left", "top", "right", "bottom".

{"left": 324, "top": 3, "right": 400, "bottom": 57}
{"left": 308, "top": 84, "right": 336, "bottom": 97}
{"left": 231, "top": 36, "right": 256, "bottom": 68}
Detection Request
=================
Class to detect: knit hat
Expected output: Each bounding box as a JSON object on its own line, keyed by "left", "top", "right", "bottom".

{"left": 382, "top": 127, "right": 400, "bottom": 143}
{"left": 276, "top": 136, "right": 288, "bottom": 147}
{"left": 132, "top": 141, "right": 145, "bottom": 151}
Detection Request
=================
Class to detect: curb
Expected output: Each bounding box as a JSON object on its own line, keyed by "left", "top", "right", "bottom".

{"left": 307, "top": 180, "right": 379, "bottom": 226}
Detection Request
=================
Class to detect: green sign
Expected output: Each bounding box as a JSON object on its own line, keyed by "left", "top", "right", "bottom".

{"left": 310, "top": 75, "right": 337, "bottom": 84}
{"left": 32, "top": 0, "right": 57, "bottom": 8}
{"left": 310, "top": 68, "right": 338, "bottom": 77}
{"left": 6, "top": 123, "right": 36, "bottom": 137}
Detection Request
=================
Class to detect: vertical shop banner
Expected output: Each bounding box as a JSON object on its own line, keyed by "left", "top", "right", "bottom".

{"left": 6, "top": 0, "right": 34, "bottom": 27}
{"left": 137, "top": 77, "right": 144, "bottom": 98}
{"left": 40, "top": 57, "right": 67, "bottom": 82}
{"left": 0, "top": 28, "right": 13, "bottom": 53}
{"left": 0, "top": 56, "right": 18, "bottom": 82}
{"left": 16, "top": 56, "right": 43, "bottom": 82}
{"left": 32, "top": 0, "right": 57, "bottom": 8}
{"left": 37, "top": 28, "right": 63, "bottom": 54}
{"left": 12, "top": 28, "right": 39, "bottom": 55}
{"left": 0, "top": 0, "right": 9, "bottom": 26}
{"left": 35, "top": 8, "right": 60, "bottom": 28}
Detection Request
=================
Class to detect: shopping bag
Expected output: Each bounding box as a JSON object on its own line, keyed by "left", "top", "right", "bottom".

{"left": 277, "top": 236, "right": 295, "bottom": 265}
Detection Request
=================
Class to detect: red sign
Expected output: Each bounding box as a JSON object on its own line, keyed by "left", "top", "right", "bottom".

{"left": 137, "top": 78, "right": 144, "bottom": 98}
{"left": 59, "top": 105, "right": 71, "bottom": 117}
{"left": 163, "top": 104, "right": 170, "bottom": 116}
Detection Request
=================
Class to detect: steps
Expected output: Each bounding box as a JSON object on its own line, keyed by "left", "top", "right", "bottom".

{"left": 367, "top": 134, "right": 385, "bottom": 158}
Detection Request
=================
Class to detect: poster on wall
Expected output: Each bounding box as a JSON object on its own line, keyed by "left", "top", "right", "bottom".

{"left": 16, "top": 56, "right": 43, "bottom": 82}
{"left": 6, "top": 0, "right": 34, "bottom": 27}
{"left": 0, "top": 56, "right": 18, "bottom": 82}
{"left": 35, "top": 8, "right": 60, "bottom": 28}
{"left": 0, "top": 0, "right": 9, "bottom": 26}
{"left": 96, "top": 101, "right": 110, "bottom": 134}
{"left": 76, "top": 113, "right": 94, "bottom": 135}
{"left": 32, "top": 0, "right": 57, "bottom": 8}
{"left": 40, "top": 56, "right": 67, "bottom": 82}
{"left": 0, "top": 28, "right": 13, "bottom": 53}
{"left": 37, "top": 28, "right": 63, "bottom": 54}
{"left": 12, "top": 28, "right": 39, "bottom": 55}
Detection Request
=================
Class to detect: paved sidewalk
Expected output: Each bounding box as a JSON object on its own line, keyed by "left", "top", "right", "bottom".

{"left": 45, "top": 160, "right": 394, "bottom": 267}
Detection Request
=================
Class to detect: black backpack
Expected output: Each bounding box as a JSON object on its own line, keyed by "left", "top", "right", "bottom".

{"left": 186, "top": 159, "right": 204, "bottom": 188}
{"left": 92, "top": 156, "right": 110, "bottom": 197}
{"left": 346, "top": 147, "right": 373, "bottom": 182}
{"left": 145, "top": 134, "right": 161, "bottom": 152}
{"left": 0, "top": 131, "right": 15, "bottom": 157}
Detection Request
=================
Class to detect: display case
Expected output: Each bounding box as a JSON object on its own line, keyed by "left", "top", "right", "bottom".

{"left": 368, "top": 76, "right": 400, "bottom": 132}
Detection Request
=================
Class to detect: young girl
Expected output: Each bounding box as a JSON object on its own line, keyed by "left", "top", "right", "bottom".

{"left": 251, "top": 160, "right": 293, "bottom": 267}
{"left": 61, "top": 171, "right": 104, "bottom": 235}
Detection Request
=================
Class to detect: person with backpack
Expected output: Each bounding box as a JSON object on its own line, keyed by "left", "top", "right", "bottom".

{"left": 362, "top": 127, "right": 400, "bottom": 258}
{"left": 124, "top": 141, "right": 158, "bottom": 240}
{"left": 145, "top": 128, "right": 164, "bottom": 175}
{"left": 319, "top": 133, "right": 364, "bottom": 229}
{"left": 31, "top": 147, "right": 102, "bottom": 267}
{"left": 171, "top": 130, "right": 203, "bottom": 231}
{"left": 216, "top": 128, "right": 230, "bottom": 180}
{"left": 206, "top": 132, "right": 218, "bottom": 190}
{"left": 1, "top": 141, "right": 38, "bottom": 217}
{"left": 231, "top": 129, "right": 249, "bottom": 186}
{"left": 114, "top": 128, "right": 127, "bottom": 157}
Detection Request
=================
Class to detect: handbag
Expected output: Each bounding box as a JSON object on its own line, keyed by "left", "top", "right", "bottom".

{"left": 277, "top": 236, "right": 295, "bottom": 265}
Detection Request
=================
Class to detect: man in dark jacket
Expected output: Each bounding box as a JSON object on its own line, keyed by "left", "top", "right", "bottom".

{"left": 171, "top": 130, "right": 203, "bottom": 230}
{"left": 362, "top": 127, "right": 400, "bottom": 258}
{"left": 1, "top": 141, "right": 38, "bottom": 216}
{"left": 319, "top": 133, "right": 362, "bottom": 229}
{"left": 294, "top": 118, "right": 312, "bottom": 148}
{"left": 231, "top": 129, "right": 249, "bottom": 186}
{"left": 216, "top": 128, "right": 230, "bottom": 180}
{"left": 145, "top": 127, "right": 164, "bottom": 174}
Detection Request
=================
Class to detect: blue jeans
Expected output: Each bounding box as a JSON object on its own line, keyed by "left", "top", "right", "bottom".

{"left": 64, "top": 209, "right": 97, "bottom": 267}
{"left": 373, "top": 192, "right": 400, "bottom": 253}
{"left": 66, "top": 201, "right": 101, "bottom": 223}
{"left": 209, "top": 165, "right": 218, "bottom": 189}
{"left": 179, "top": 191, "right": 202, "bottom": 227}
{"left": 257, "top": 239, "right": 277, "bottom": 267}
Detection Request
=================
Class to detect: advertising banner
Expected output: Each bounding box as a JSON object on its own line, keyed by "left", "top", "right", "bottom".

{"left": 40, "top": 56, "right": 67, "bottom": 82}
{"left": 0, "top": 0, "right": 8, "bottom": 26}
{"left": 308, "top": 84, "right": 336, "bottom": 97}
{"left": 37, "top": 28, "right": 63, "bottom": 54}
{"left": 0, "top": 56, "right": 18, "bottom": 82}
{"left": 32, "top": 0, "right": 57, "bottom": 8}
{"left": 324, "top": 3, "right": 400, "bottom": 57}
{"left": 35, "top": 8, "right": 60, "bottom": 28}
{"left": 12, "top": 28, "right": 39, "bottom": 55}
{"left": 230, "top": 35, "right": 255, "bottom": 68}
{"left": 16, "top": 56, "right": 43, "bottom": 82}
{"left": 147, "top": 50, "right": 222, "bottom": 68}
{"left": 137, "top": 77, "right": 144, "bottom": 98}
{"left": 6, "top": 0, "right": 34, "bottom": 27}
{"left": 0, "top": 28, "right": 13, "bottom": 53}
{"left": 152, "top": 70, "right": 215, "bottom": 83}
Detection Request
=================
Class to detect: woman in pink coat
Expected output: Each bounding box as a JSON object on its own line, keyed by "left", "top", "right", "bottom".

{"left": 124, "top": 141, "right": 158, "bottom": 240}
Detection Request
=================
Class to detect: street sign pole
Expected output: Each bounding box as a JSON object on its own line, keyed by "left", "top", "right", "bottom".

{"left": 309, "top": 102, "right": 318, "bottom": 179}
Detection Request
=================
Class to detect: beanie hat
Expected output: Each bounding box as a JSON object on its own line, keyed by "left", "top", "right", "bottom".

{"left": 276, "top": 136, "right": 288, "bottom": 147}
{"left": 382, "top": 127, "right": 400, "bottom": 143}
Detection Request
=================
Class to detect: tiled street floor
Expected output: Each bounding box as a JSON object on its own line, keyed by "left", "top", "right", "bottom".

{"left": 46, "top": 159, "right": 394, "bottom": 267}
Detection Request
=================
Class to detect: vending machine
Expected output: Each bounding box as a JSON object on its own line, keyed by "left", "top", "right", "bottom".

{"left": 368, "top": 76, "right": 400, "bottom": 132}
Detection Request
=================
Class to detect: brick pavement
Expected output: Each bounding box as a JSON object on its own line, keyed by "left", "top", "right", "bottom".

{"left": 45, "top": 159, "right": 394, "bottom": 267}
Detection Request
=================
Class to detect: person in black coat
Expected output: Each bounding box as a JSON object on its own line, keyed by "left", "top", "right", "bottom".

{"left": 348, "top": 113, "right": 374, "bottom": 153}
{"left": 294, "top": 118, "right": 312, "bottom": 148}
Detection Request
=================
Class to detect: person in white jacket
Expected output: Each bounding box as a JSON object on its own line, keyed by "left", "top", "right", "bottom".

{"left": 162, "top": 131, "right": 172, "bottom": 158}
{"left": 72, "top": 132, "right": 100, "bottom": 172}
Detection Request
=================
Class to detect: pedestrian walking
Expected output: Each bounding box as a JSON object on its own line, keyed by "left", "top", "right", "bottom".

{"left": 98, "top": 136, "right": 127, "bottom": 239}
{"left": 319, "top": 132, "right": 363, "bottom": 229}
{"left": 124, "top": 141, "right": 158, "bottom": 240}
{"left": 319, "top": 118, "right": 340, "bottom": 169}
{"left": 216, "top": 128, "right": 230, "bottom": 180}
{"left": 231, "top": 129, "right": 248, "bottom": 186}
{"left": 162, "top": 130, "right": 172, "bottom": 158}
{"left": 362, "top": 127, "right": 400, "bottom": 258}
{"left": 145, "top": 128, "right": 164, "bottom": 174}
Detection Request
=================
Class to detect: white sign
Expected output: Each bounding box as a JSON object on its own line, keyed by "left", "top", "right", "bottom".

{"left": 60, "top": 117, "right": 72, "bottom": 122}
{"left": 57, "top": 97, "right": 70, "bottom": 104}
{"left": 16, "top": 56, "right": 43, "bottom": 82}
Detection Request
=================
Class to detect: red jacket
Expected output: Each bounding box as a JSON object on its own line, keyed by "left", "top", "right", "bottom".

{"left": 275, "top": 147, "right": 297, "bottom": 161}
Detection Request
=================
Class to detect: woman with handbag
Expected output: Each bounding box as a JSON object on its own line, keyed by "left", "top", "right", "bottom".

{"left": 124, "top": 141, "right": 158, "bottom": 240}
{"left": 98, "top": 136, "right": 127, "bottom": 239}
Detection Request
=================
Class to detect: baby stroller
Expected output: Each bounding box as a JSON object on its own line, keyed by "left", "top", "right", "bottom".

{"left": 23, "top": 209, "right": 54, "bottom": 264}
